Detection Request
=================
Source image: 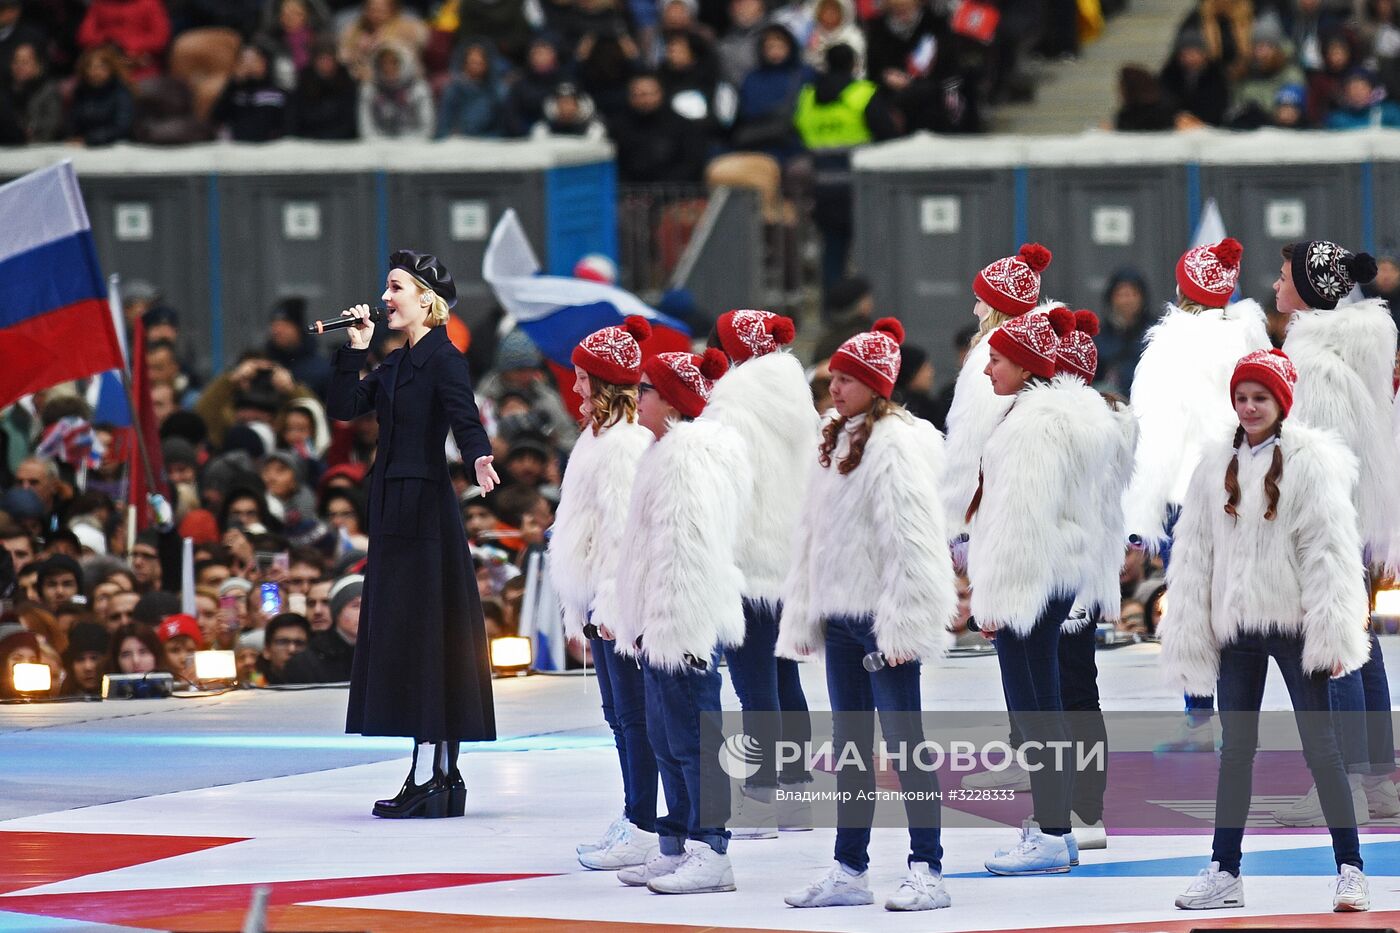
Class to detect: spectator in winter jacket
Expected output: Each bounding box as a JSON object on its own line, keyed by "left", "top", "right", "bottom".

{"left": 258, "top": 0, "right": 331, "bottom": 91}
{"left": 213, "top": 43, "right": 293, "bottom": 142}
{"left": 608, "top": 71, "right": 708, "bottom": 182}
{"left": 435, "top": 39, "right": 504, "bottom": 137}
{"left": 0, "top": 1, "right": 48, "bottom": 79}
{"left": 1114, "top": 64, "right": 1177, "bottom": 131}
{"left": 716, "top": 0, "right": 765, "bottom": 88}
{"left": 264, "top": 298, "right": 332, "bottom": 401}
{"left": 731, "top": 24, "right": 808, "bottom": 160}
{"left": 67, "top": 46, "right": 132, "bottom": 146}
{"left": 659, "top": 29, "right": 723, "bottom": 132}
{"left": 1304, "top": 30, "right": 1355, "bottom": 126}
{"left": 293, "top": 39, "right": 358, "bottom": 139}
{"left": 504, "top": 32, "right": 570, "bottom": 136}
{"left": 1324, "top": 69, "right": 1400, "bottom": 128}
{"left": 531, "top": 82, "right": 607, "bottom": 139}
{"left": 453, "top": 0, "right": 532, "bottom": 68}
{"left": 1093, "top": 267, "right": 1151, "bottom": 395}
{"left": 865, "top": 0, "right": 974, "bottom": 133}
{"left": 1159, "top": 29, "right": 1228, "bottom": 126}
{"left": 338, "top": 0, "right": 428, "bottom": 82}
{"left": 358, "top": 41, "right": 434, "bottom": 139}
{"left": 575, "top": 27, "right": 641, "bottom": 123}
{"left": 1227, "top": 20, "right": 1305, "bottom": 128}
{"left": 77, "top": 0, "right": 171, "bottom": 81}
{"left": 2, "top": 41, "right": 61, "bottom": 143}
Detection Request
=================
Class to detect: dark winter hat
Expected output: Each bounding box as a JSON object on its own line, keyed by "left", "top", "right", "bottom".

{"left": 159, "top": 410, "right": 208, "bottom": 445}
{"left": 161, "top": 437, "right": 198, "bottom": 469}
{"left": 571, "top": 315, "right": 652, "bottom": 385}
{"left": 389, "top": 250, "right": 457, "bottom": 309}
{"left": 1286, "top": 240, "right": 1378, "bottom": 310}
{"left": 1231, "top": 348, "right": 1297, "bottom": 418}
{"left": 63, "top": 621, "right": 109, "bottom": 662}
{"left": 269, "top": 297, "right": 308, "bottom": 328}
{"left": 142, "top": 305, "right": 180, "bottom": 329}
{"left": 643, "top": 349, "right": 729, "bottom": 418}
{"left": 134, "top": 591, "right": 181, "bottom": 627}
{"left": 0, "top": 487, "right": 44, "bottom": 520}
{"left": 36, "top": 554, "right": 83, "bottom": 591}
{"left": 224, "top": 424, "right": 269, "bottom": 458}
{"left": 830, "top": 317, "right": 905, "bottom": 399}
{"left": 988, "top": 305, "right": 1075, "bottom": 379}
{"left": 894, "top": 343, "right": 928, "bottom": 392}
{"left": 716, "top": 309, "right": 796, "bottom": 364}
{"left": 495, "top": 329, "right": 543, "bottom": 371}
{"left": 824, "top": 275, "right": 871, "bottom": 314}
{"left": 329, "top": 574, "right": 363, "bottom": 621}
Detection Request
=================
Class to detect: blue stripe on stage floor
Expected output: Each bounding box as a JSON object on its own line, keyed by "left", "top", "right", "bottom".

{"left": 0, "top": 911, "right": 143, "bottom": 932}
{"left": 1, "top": 731, "right": 613, "bottom": 754}
{"left": 947, "top": 841, "right": 1400, "bottom": 878}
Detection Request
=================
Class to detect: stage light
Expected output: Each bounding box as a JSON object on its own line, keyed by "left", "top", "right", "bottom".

{"left": 1373, "top": 587, "right": 1400, "bottom": 618}
{"left": 194, "top": 650, "right": 237, "bottom": 683}
{"left": 12, "top": 662, "right": 51, "bottom": 696}
{"left": 490, "top": 636, "right": 532, "bottom": 676}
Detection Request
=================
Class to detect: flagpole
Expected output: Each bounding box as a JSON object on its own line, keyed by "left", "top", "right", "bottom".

{"left": 108, "top": 274, "right": 160, "bottom": 523}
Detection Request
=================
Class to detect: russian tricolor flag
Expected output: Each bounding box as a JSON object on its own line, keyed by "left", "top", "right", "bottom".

{"left": 0, "top": 162, "right": 123, "bottom": 408}
{"left": 483, "top": 209, "right": 692, "bottom": 374}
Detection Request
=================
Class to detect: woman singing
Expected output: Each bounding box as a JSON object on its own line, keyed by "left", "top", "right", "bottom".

{"left": 329, "top": 249, "right": 501, "bottom": 819}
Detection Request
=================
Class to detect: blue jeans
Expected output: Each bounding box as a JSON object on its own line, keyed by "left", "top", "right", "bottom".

{"left": 644, "top": 654, "right": 729, "bottom": 854}
{"left": 994, "top": 595, "right": 1076, "bottom": 836}
{"left": 824, "top": 614, "right": 943, "bottom": 874}
{"left": 1058, "top": 617, "right": 1107, "bottom": 824}
{"left": 1212, "top": 631, "right": 1362, "bottom": 876}
{"left": 1330, "top": 633, "right": 1396, "bottom": 776}
{"left": 591, "top": 636, "right": 658, "bottom": 833}
{"left": 723, "top": 598, "right": 813, "bottom": 788}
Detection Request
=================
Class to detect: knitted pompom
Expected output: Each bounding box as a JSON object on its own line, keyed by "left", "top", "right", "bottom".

{"left": 1347, "top": 251, "right": 1379, "bottom": 285}
{"left": 1212, "top": 237, "right": 1243, "bottom": 266}
{"left": 1074, "top": 309, "right": 1100, "bottom": 337}
{"left": 767, "top": 314, "right": 796, "bottom": 345}
{"left": 872, "top": 316, "right": 905, "bottom": 344}
{"left": 1047, "top": 305, "right": 1075, "bottom": 337}
{"left": 1018, "top": 242, "right": 1052, "bottom": 273}
{"left": 699, "top": 347, "right": 729, "bottom": 380}
{"left": 623, "top": 315, "right": 653, "bottom": 341}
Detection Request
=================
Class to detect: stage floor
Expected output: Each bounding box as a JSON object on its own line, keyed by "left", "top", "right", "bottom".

{"left": 2, "top": 641, "right": 1398, "bottom": 932}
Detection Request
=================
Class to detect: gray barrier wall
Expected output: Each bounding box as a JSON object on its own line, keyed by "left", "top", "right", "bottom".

{"left": 853, "top": 129, "right": 1400, "bottom": 382}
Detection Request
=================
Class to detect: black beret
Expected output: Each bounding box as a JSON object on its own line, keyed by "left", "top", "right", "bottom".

{"left": 389, "top": 250, "right": 457, "bottom": 309}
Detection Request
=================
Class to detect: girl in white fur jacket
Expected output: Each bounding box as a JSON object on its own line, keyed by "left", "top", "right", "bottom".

{"left": 778, "top": 318, "right": 958, "bottom": 914}
{"left": 611, "top": 348, "right": 750, "bottom": 896}
{"left": 704, "top": 309, "right": 819, "bottom": 837}
{"left": 548, "top": 317, "right": 658, "bottom": 872}
{"left": 1159, "top": 348, "right": 1372, "bottom": 913}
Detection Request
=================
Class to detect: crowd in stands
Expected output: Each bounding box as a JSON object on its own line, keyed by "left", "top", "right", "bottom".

{"left": 1120, "top": 0, "right": 1400, "bottom": 131}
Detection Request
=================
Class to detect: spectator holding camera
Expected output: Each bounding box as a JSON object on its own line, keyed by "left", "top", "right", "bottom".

{"left": 476, "top": 329, "right": 578, "bottom": 452}
{"left": 196, "top": 351, "right": 315, "bottom": 449}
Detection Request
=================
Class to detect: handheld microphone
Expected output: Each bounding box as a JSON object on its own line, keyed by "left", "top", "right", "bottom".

{"left": 306, "top": 306, "right": 388, "bottom": 335}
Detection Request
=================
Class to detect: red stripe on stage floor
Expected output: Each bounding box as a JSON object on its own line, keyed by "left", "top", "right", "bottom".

{"left": 0, "top": 831, "right": 244, "bottom": 895}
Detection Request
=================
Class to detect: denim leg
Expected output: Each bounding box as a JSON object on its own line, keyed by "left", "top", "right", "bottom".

{"left": 644, "top": 662, "right": 691, "bottom": 855}
{"left": 1185, "top": 692, "right": 1216, "bottom": 722}
{"left": 865, "top": 651, "right": 943, "bottom": 872}
{"left": 1058, "top": 618, "right": 1107, "bottom": 824}
{"left": 647, "top": 655, "right": 729, "bottom": 854}
{"left": 723, "top": 598, "right": 782, "bottom": 789}
{"left": 590, "top": 636, "right": 627, "bottom": 797}
{"left": 1211, "top": 636, "right": 1270, "bottom": 876}
{"left": 606, "top": 644, "right": 658, "bottom": 832}
{"left": 1359, "top": 633, "right": 1396, "bottom": 774}
{"left": 995, "top": 596, "right": 1074, "bottom": 835}
{"left": 1268, "top": 634, "right": 1362, "bottom": 872}
{"left": 776, "top": 653, "right": 813, "bottom": 784}
{"left": 1331, "top": 669, "right": 1369, "bottom": 773}
{"left": 826, "top": 615, "right": 877, "bottom": 874}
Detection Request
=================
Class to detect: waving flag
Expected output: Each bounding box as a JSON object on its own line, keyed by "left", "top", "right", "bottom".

{"left": 483, "top": 209, "right": 692, "bottom": 370}
{"left": 36, "top": 416, "right": 104, "bottom": 470}
{"left": 0, "top": 162, "right": 123, "bottom": 408}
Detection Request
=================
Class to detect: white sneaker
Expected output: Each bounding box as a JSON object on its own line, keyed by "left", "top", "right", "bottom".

{"left": 984, "top": 820, "right": 1072, "bottom": 875}
{"left": 1334, "top": 863, "right": 1370, "bottom": 911}
{"left": 577, "top": 812, "right": 626, "bottom": 855}
{"left": 1175, "top": 861, "right": 1244, "bottom": 909}
{"left": 777, "top": 782, "right": 813, "bottom": 831}
{"left": 784, "top": 861, "right": 875, "bottom": 908}
{"left": 646, "top": 846, "right": 736, "bottom": 894}
{"left": 994, "top": 821, "right": 1077, "bottom": 865}
{"left": 884, "top": 861, "right": 951, "bottom": 911}
{"left": 1072, "top": 819, "right": 1108, "bottom": 851}
{"left": 1363, "top": 774, "right": 1400, "bottom": 818}
{"left": 1154, "top": 718, "right": 1215, "bottom": 753}
{"left": 962, "top": 761, "right": 1031, "bottom": 790}
{"left": 730, "top": 788, "right": 778, "bottom": 840}
{"left": 618, "top": 849, "right": 687, "bottom": 887}
{"left": 578, "top": 821, "right": 658, "bottom": 870}
{"left": 1271, "top": 778, "right": 1370, "bottom": 827}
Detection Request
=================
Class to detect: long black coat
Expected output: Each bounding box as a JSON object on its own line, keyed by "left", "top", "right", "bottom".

{"left": 328, "top": 326, "right": 496, "bottom": 741}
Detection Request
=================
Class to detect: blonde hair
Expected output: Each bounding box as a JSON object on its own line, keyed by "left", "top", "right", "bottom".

{"left": 1175, "top": 290, "right": 1220, "bottom": 314}
{"left": 588, "top": 379, "right": 639, "bottom": 435}
{"left": 973, "top": 308, "right": 1015, "bottom": 346}
{"left": 424, "top": 291, "right": 450, "bottom": 328}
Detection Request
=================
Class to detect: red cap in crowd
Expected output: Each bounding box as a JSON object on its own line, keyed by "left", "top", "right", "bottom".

{"left": 715, "top": 309, "right": 796, "bottom": 364}
{"left": 974, "top": 243, "right": 1052, "bottom": 315}
{"left": 157, "top": 614, "right": 204, "bottom": 648}
{"left": 1177, "top": 237, "right": 1242, "bottom": 307}
{"left": 1231, "top": 348, "right": 1297, "bottom": 418}
{"left": 1055, "top": 310, "right": 1100, "bottom": 383}
{"left": 571, "top": 315, "right": 652, "bottom": 386}
{"left": 829, "top": 317, "right": 905, "bottom": 399}
{"left": 988, "top": 305, "right": 1074, "bottom": 379}
{"left": 643, "top": 349, "right": 729, "bottom": 418}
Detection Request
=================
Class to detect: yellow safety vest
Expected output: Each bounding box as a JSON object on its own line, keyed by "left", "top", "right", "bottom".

{"left": 793, "top": 80, "right": 877, "bottom": 150}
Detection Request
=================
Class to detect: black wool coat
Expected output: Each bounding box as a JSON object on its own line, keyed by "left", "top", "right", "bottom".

{"left": 328, "top": 326, "right": 497, "bottom": 741}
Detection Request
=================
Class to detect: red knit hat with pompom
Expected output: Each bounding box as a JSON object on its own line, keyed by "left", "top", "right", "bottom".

{"left": 643, "top": 348, "right": 729, "bottom": 418}
{"left": 1055, "top": 309, "right": 1100, "bottom": 383}
{"left": 1177, "top": 237, "right": 1243, "bottom": 307}
{"left": 829, "top": 317, "right": 904, "bottom": 399}
{"left": 716, "top": 309, "right": 796, "bottom": 364}
{"left": 1231, "top": 348, "right": 1297, "bottom": 418}
{"left": 571, "top": 315, "right": 652, "bottom": 386}
{"left": 988, "top": 305, "right": 1074, "bottom": 379}
{"left": 974, "top": 243, "right": 1052, "bottom": 315}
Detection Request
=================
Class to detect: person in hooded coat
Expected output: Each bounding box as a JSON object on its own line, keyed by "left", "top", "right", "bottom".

{"left": 504, "top": 32, "right": 570, "bottom": 136}
{"left": 213, "top": 42, "right": 293, "bottom": 142}
{"left": 293, "top": 38, "right": 358, "bottom": 139}
{"left": 435, "top": 39, "right": 505, "bottom": 137}
{"left": 731, "top": 23, "right": 809, "bottom": 160}
{"left": 359, "top": 40, "right": 434, "bottom": 139}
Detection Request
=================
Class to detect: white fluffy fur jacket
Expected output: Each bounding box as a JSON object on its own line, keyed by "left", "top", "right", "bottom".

{"left": 1122, "top": 300, "right": 1269, "bottom": 548}
{"left": 1283, "top": 299, "right": 1400, "bottom": 571}
{"left": 968, "top": 377, "right": 1124, "bottom": 636}
{"left": 1159, "top": 423, "right": 1371, "bottom": 696}
{"left": 702, "top": 351, "right": 820, "bottom": 602}
{"left": 1068, "top": 394, "right": 1140, "bottom": 628}
{"left": 611, "top": 418, "right": 752, "bottom": 672}
{"left": 776, "top": 409, "right": 956, "bottom": 662}
{"left": 547, "top": 419, "right": 653, "bottom": 639}
{"left": 941, "top": 335, "right": 1013, "bottom": 538}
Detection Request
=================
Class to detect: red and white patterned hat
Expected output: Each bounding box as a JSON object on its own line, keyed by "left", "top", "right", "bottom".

{"left": 988, "top": 306, "right": 1074, "bottom": 379}
{"left": 974, "top": 243, "right": 1053, "bottom": 316}
{"left": 1177, "top": 237, "right": 1242, "bottom": 307}
{"left": 643, "top": 348, "right": 729, "bottom": 418}
{"left": 571, "top": 315, "right": 652, "bottom": 386}
{"left": 829, "top": 317, "right": 904, "bottom": 399}
{"left": 1055, "top": 310, "right": 1100, "bottom": 384}
{"left": 716, "top": 309, "right": 796, "bottom": 364}
{"left": 1230, "top": 348, "right": 1297, "bottom": 418}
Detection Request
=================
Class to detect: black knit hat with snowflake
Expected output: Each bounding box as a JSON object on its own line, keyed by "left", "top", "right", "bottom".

{"left": 1287, "top": 240, "right": 1378, "bottom": 310}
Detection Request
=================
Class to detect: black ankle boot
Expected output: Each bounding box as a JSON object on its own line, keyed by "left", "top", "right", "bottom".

{"left": 373, "top": 744, "right": 433, "bottom": 818}
{"left": 418, "top": 742, "right": 466, "bottom": 819}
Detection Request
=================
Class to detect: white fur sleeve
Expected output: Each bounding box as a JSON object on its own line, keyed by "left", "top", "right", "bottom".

{"left": 585, "top": 427, "right": 652, "bottom": 632}
{"left": 1158, "top": 460, "right": 1220, "bottom": 696}
{"left": 1122, "top": 337, "right": 1189, "bottom": 549}
{"left": 941, "top": 340, "right": 1010, "bottom": 537}
{"left": 776, "top": 457, "right": 823, "bottom": 659}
